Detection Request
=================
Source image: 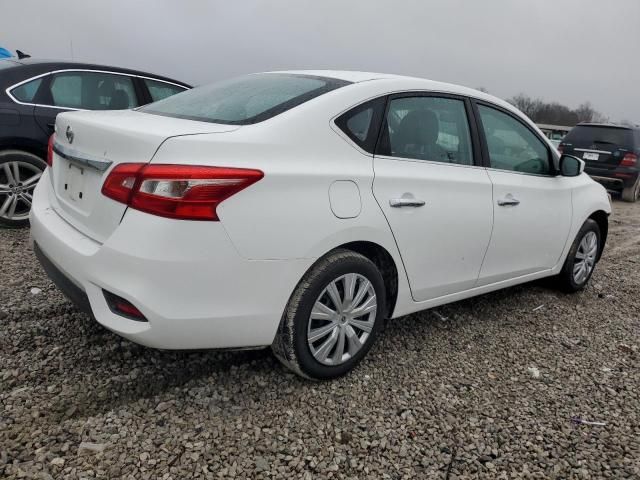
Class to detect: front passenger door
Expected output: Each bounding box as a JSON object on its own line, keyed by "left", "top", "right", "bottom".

{"left": 475, "top": 103, "right": 572, "bottom": 285}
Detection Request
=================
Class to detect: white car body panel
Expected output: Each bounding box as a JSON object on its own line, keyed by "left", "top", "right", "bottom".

{"left": 30, "top": 70, "right": 612, "bottom": 350}
{"left": 372, "top": 158, "right": 493, "bottom": 301}
{"left": 477, "top": 171, "right": 573, "bottom": 285}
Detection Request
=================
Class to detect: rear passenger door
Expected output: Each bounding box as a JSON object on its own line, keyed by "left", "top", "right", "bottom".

{"left": 372, "top": 94, "right": 494, "bottom": 301}
{"left": 473, "top": 102, "right": 572, "bottom": 285}
{"left": 33, "top": 70, "right": 139, "bottom": 136}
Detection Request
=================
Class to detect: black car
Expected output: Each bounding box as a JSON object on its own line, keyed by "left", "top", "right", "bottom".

{"left": 560, "top": 123, "right": 640, "bottom": 202}
{"left": 0, "top": 59, "right": 191, "bottom": 226}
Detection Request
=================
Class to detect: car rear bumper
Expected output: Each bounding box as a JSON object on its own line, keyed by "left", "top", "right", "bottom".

{"left": 585, "top": 167, "right": 639, "bottom": 189}
{"left": 29, "top": 170, "right": 310, "bottom": 350}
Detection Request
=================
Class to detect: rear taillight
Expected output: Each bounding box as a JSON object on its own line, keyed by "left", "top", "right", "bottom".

{"left": 101, "top": 164, "right": 263, "bottom": 221}
{"left": 47, "top": 134, "right": 55, "bottom": 167}
{"left": 621, "top": 152, "right": 638, "bottom": 167}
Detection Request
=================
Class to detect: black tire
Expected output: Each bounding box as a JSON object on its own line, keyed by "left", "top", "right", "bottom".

{"left": 555, "top": 219, "right": 601, "bottom": 293}
{"left": 0, "top": 150, "right": 46, "bottom": 228}
{"left": 621, "top": 177, "right": 640, "bottom": 203}
{"left": 272, "top": 249, "right": 386, "bottom": 380}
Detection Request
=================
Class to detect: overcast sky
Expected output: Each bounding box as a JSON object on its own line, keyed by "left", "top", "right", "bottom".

{"left": 1, "top": 0, "right": 638, "bottom": 123}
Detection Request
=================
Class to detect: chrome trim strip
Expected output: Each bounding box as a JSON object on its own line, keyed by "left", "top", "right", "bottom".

{"left": 52, "top": 141, "right": 113, "bottom": 172}
{"left": 575, "top": 148, "right": 611, "bottom": 154}
{"left": 6, "top": 68, "right": 188, "bottom": 109}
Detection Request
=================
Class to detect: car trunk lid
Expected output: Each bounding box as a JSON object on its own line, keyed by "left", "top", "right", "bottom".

{"left": 50, "top": 109, "right": 239, "bottom": 243}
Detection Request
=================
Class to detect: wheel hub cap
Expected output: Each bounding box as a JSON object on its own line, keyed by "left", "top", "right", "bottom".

{"left": 307, "top": 273, "right": 377, "bottom": 366}
{"left": 0, "top": 160, "right": 42, "bottom": 221}
{"left": 573, "top": 231, "right": 598, "bottom": 284}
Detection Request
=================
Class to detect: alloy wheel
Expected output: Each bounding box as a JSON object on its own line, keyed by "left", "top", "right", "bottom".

{"left": 573, "top": 231, "right": 598, "bottom": 284}
{"left": 0, "top": 161, "right": 42, "bottom": 221}
{"left": 307, "top": 273, "right": 377, "bottom": 366}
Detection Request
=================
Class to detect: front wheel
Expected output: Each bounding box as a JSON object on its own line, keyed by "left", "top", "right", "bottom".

{"left": 0, "top": 150, "right": 46, "bottom": 228}
{"left": 555, "top": 219, "right": 601, "bottom": 292}
{"left": 272, "top": 249, "right": 386, "bottom": 380}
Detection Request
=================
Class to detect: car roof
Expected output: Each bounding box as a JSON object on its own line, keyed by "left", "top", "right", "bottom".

{"left": 3, "top": 58, "right": 191, "bottom": 87}
{"left": 274, "top": 69, "right": 518, "bottom": 114}
{"left": 576, "top": 122, "right": 636, "bottom": 130}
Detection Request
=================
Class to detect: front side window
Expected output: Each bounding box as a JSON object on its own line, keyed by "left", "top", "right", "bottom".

{"left": 144, "top": 78, "right": 187, "bottom": 102}
{"left": 377, "top": 96, "right": 474, "bottom": 165}
{"left": 140, "top": 73, "right": 350, "bottom": 125}
{"left": 478, "top": 105, "right": 551, "bottom": 175}
{"left": 11, "top": 78, "right": 43, "bottom": 102}
{"left": 334, "top": 97, "right": 386, "bottom": 153}
{"left": 49, "top": 72, "right": 137, "bottom": 110}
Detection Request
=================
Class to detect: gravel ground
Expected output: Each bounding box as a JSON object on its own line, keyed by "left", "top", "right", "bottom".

{"left": 1, "top": 201, "right": 639, "bottom": 480}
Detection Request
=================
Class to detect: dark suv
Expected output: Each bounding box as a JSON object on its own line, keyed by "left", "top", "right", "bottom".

{"left": 0, "top": 59, "right": 190, "bottom": 226}
{"left": 560, "top": 123, "right": 640, "bottom": 202}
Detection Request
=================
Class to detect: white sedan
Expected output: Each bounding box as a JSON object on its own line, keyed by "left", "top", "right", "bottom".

{"left": 30, "top": 71, "right": 611, "bottom": 379}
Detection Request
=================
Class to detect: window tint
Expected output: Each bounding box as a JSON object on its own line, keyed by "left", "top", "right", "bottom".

{"left": 563, "top": 125, "right": 633, "bottom": 149}
{"left": 478, "top": 105, "right": 550, "bottom": 175}
{"left": 144, "top": 79, "right": 187, "bottom": 102}
{"left": 140, "top": 73, "right": 350, "bottom": 125}
{"left": 11, "top": 78, "right": 43, "bottom": 102}
{"left": 378, "top": 96, "right": 473, "bottom": 165}
{"left": 49, "top": 72, "right": 137, "bottom": 110}
{"left": 335, "top": 97, "right": 386, "bottom": 153}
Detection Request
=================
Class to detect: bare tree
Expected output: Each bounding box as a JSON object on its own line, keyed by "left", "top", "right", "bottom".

{"left": 507, "top": 95, "right": 606, "bottom": 126}
{"left": 574, "top": 102, "right": 606, "bottom": 123}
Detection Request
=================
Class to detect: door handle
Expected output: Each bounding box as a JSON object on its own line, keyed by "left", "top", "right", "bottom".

{"left": 390, "top": 198, "right": 426, "bottom": 208}
{"left": 497, "top": 194, "right": 520, "bottom": 206}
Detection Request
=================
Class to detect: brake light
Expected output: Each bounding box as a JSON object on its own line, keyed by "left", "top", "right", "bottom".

{"left": 621, "top": 152, "right": 638, "bottom": 167}
{"left": 101, "top": 164, "right": 263, "bottom": 221}
{"left": 47, "top": 134, "right": 55, "bottom": 167}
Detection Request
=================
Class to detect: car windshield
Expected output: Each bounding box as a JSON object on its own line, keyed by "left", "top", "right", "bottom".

{"left": 564, "top": 126, "right": 633, "bottom": 148}
{"left": 140, "top": 73, "right": 350, "bottom": 125}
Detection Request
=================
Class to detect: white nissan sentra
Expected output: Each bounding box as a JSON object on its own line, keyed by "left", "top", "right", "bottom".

{"left": 30, "top": 71, "right": 611, "bottom": 379}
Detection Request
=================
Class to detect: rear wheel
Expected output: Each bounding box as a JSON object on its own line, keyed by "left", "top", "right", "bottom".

{"left": 621, "top": 177, "right": 640, "bottom": 202}
{"left": 272, "top": 249, "right": 386, "bottom": 379}
{"left": 0, "top": 150, "right": 45, "bottom": 228}
{"left": 555, "top": 219, "right": 601, "bottom": 292}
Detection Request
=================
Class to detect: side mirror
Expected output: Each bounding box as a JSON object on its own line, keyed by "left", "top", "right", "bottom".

{"left": 559, "top": 154, "right": 584, "bottom": 177}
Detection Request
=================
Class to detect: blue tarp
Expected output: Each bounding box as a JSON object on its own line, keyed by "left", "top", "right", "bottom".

{"left": 0, "top": 47, "right": 13, "bottom": 59}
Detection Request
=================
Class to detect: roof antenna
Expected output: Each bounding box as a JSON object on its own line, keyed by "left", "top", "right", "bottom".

{"left": 16, "top": 50, "right": 31, "bottom": 59}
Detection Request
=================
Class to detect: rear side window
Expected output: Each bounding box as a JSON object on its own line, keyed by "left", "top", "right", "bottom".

{"left": 377, "top": 96, "right": 474, "bottom": 165}
{"left": 140, "top": 73, "right": 350, "bottom": 125}
{"left": 335, "top": 97, "right": 386, "bottom": 153}
{"left": 564, "top": 126, "right": 633, "bottom": 149}
{"left": 144, "top": 79, "right": 187, "bottom": 102}
{"left": 49, "top": 72, "right": 138, "bottom": 110}
{"left": 11, "top": 78, "right": 43, "bottom": 102}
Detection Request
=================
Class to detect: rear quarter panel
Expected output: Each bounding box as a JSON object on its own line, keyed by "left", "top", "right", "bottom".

{"left": 149, "top": 83, "right": 415, "bottom": 317}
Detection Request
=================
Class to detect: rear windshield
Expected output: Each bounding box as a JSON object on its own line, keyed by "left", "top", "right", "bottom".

{"left": 140, "top": 73, "right": 350, "bottom": 125}
{"left": 564, "top": 125, "right": 634, "bottom": 148}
